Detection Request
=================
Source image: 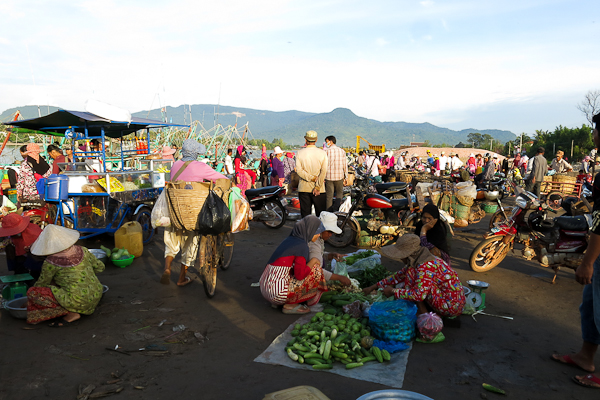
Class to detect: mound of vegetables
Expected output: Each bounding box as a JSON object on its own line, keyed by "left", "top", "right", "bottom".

{"left": 356, "top": 264, "right": 392, "bottom": 288}
{"left": 100, "top": 245, "right": 133, "bottom": 260}
{"left": 286, "top": 310, "right": 390, "bottom": 369}
{"left": 344, "top": 250, "right": 377, "bottom": 265}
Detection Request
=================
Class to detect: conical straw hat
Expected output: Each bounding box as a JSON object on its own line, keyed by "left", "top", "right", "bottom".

{"left": 30, "top": 224, "right": 80, "bottom": 256}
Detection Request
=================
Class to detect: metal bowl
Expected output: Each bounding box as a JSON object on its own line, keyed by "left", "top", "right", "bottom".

{"left": 89, "top": 249, "right": 108, "bottom": 262}
{"left": 463, "top": 286, "right": 472, "bottom": 295}
{"left": 484, "top": 191, "right": 499, "bottom": 201}
{"left": 102, "top": 285, "right": 109, "bottom": 294}
{"left": 466, "top": 280, "right": 489, "bottom": 289}
{"left": 4, "top": 297, "right": 28, "bottom": 319}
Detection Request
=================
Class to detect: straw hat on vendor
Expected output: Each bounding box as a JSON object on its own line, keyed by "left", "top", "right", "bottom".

{"left": 26, "top": 225, "right": 105, "bottom": 327}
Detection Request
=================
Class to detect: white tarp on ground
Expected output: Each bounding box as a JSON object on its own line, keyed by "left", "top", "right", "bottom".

{"left": 254, "top": 314, "right": 412, "bottom": 389}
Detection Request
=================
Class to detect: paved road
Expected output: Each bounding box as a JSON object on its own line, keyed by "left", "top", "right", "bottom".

{"left": 0, "top": 214, "right": 590, "bottom": 400}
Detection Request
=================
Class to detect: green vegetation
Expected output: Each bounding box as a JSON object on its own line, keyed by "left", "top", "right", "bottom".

{"left": 503, "top": 125, "right": 593, "bottom": 161}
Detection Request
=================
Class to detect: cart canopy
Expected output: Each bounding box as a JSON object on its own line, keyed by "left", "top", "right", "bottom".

{"left": 3, "top": 109, "right": 185, "bottom": 138}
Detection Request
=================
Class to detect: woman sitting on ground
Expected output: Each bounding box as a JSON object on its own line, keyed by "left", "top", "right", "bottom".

{"left": 26, "top": 225, "right": 105, "bottom": 327}
{"left": 363, "top": 234, "right": 465, "bottom": 318}
{"left": 414, "top": 203, "right": 451, "bottom": 266}
{"left": 259, "top": 215, "right": 349, "bottom": 314}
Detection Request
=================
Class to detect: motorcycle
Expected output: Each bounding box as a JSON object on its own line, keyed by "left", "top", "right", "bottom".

{"left": 245, "top": 185, "right": 288, "bottom": 229}
{"left": 469, "top": 184, "right": 590, "bottom": 282}
{"left": 326, "top": 168, "right": 420, "bottom": 248}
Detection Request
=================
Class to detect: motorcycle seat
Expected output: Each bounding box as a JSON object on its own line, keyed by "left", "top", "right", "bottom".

{"left": 555, "top": 215, "right": 588, "bottom": 231}
{"left": 390, "top": 198, "right": 409, "bottom": 209}
{"left": 244, "top": 186, "right": 281, "bottom": 198}
{"left": 375, "top": 182, "right": 408, "bottom": 193}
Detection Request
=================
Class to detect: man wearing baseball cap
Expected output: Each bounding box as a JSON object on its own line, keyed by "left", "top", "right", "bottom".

{"left": 296, "top": 130, "right": 328, "bottom": 217}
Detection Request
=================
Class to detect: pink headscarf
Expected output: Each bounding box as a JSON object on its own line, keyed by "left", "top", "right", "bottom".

{"left": 26, "top": 143, "right": 41, "bottom": 162}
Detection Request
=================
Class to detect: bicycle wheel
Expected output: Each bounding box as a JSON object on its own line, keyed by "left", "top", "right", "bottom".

{"left": 220, "top": 232, "right": 234, "bottom": 270}
{"left": 200, "top": 235, "right": 219, "bottom": 298}
{"left": 134, "top": 206, "right": 154, "bottom": 244}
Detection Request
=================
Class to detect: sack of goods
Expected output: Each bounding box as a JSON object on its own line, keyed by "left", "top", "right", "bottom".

{"left": 368, "top": 300, "right": 417, "bottom": 343}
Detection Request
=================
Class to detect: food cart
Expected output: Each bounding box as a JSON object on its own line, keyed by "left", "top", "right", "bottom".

{"left": 4, "top": 109, "right": 185, "bottom": 243}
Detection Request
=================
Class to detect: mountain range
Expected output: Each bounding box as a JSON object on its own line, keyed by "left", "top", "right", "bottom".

{"left": 0, "top": 104, "right": 516, "bottom": 147}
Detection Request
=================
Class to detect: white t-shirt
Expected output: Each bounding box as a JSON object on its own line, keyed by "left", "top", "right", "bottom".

{"left": 224, "top": 155, "right": 234, "bottom": 174}
{"left": 366, "top": 155, "right": 380, "bottom": 177}
{"left": 438, "top": 156, "right": 447, "bottom": 171}
{"left": 451, "top": 156, "right": 463, "bottom": 170}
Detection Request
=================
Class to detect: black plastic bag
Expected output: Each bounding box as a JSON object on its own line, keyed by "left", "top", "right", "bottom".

{"left": 197, "top": 190, "right": 231, "bottom": 234}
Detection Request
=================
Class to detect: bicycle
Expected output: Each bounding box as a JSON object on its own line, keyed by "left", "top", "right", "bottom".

{"left": 197, "top": 230, "right": 235, "bottom": 298}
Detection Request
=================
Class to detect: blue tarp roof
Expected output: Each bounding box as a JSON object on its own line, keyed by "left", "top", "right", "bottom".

{"left": 3, "top": 109, "right": 186, "bottom": 138}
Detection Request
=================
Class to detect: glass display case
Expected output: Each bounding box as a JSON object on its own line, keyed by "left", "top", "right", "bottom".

{"left": 138, "top": 159, "right": 173, "bottom": 188}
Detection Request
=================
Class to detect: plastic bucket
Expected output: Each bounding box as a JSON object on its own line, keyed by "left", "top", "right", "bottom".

{"left": 482, "top": 202, "right": 498, "bottom": 213}
{"left": 45, "top": 174, "right": 69, "bottom": 201}
{"left": 453, "top": 203, "right": 470, "bottom": 220}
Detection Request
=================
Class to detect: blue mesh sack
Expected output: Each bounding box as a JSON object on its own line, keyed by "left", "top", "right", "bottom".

{"left": 368, "top": 299, "right": 417, "bottom": 343}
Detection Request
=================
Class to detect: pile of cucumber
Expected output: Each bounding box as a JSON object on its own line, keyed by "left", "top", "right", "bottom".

{"left": 100, "top": 245, "right": 133, "bottom": 261}
{"left": 319, "top": 291, "right": 372, "bottom": 306}
{"left": 286, "top": 310, "right": 391, "bottom": 370}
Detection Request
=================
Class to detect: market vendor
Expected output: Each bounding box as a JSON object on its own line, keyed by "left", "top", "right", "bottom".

{"left": 0, "top": 213, "right": 43, "bottom": 278}
{"left": 160, "top": 139, "right": 227, "bottom": 286}
{"left": 47, "top": 144, "right": 66, "bottom": 175}
{"left": 234, "top": 145, "right": 257, "bottom": 194}
{"left": 16, "top": 143, "right": 51, "bottom": 202}
{"left": 362, "top": 234, "right": 465, "bottom": 318}
{"left": 414, "top": 203, "right": 451, "bottom": 266}
{"left": 25, "top": 225, "right": 105, "bottom": 326}
{"left": 308, "top": 211, "right": 348, "bottom": 268}
{"left": 259, "top": 215, "right": 349, "bottom": 315}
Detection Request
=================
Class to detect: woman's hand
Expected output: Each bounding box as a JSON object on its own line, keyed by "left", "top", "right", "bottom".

{"left": 382, "top": 286, "right": 395, "bottom": 298}
{"left": 335, "top": 275, "right": 351, "bottom": 286}
{"left": 328, "top": 253, "right": 344, "bottom": 261}
{"left": 421, "top": 218, "right": 438, "bottom": 233}
{"left": 362, "top": 284, "right": 378, "bottom": 295}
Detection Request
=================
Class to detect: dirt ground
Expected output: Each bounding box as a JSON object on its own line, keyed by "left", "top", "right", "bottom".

{"left": 0, "top": 210, "right": 594, "bottom": 400}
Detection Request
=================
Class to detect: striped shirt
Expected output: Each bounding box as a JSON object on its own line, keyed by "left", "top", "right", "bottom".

{"left": 325, "top": 144, "right": 348, "bottom": 181}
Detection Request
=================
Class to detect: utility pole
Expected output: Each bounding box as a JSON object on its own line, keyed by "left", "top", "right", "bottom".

{"left": 571, "top": 139, "right": 574, "bottom": 158}
{"left": 520, "top": 133, "right": 523, "bottom": 154}
{"left": 490, "top": 138, "right": 493, "bottom": 151}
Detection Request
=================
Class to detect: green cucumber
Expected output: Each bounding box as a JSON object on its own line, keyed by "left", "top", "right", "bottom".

{"left": 312, "top": 364, "right": 333, "bottom": 369}
{"left": 345, "top": 362, "right": 364, "bottom": 369}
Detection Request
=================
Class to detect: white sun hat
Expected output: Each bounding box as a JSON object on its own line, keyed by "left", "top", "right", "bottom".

{"left": 273, "top": 146, "right": 283, "bottom": 154}
{"left": 30, "top": 224, "right": 80, "bottom": 256}
{"left": 319, "top": 211, "right": 342, "bottom": 234}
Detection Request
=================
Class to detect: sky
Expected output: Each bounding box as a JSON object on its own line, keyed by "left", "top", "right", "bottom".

{"left": 1, "top": 0, "right": 599, "bottom": 136}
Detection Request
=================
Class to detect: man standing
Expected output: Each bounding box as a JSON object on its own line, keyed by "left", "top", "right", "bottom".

{"left": 324, "top": 136, "right": 347, "bottom": 211}
{"left": 438, "top": 151, "right": 448, "bottom": 175}
{"left": 296, "top": 130, "right": 328, "bottom": 218}
{"left": 224, "top": 148, "right": 234, "bottom": 178}
{"left": 520, "top": 150, "right": 529, "bottom": 176}
{"left": 526, "top": 147, "right": 548, "bottom": 197}
{"left": 356, "top": 150, "right": 366, "bottom": 167}
{"left": 550, "top": 150, "right": 573, "bottom": 173}
{"left": 450, "top": 153, "right": 463, "bottom": 172}
{"left": 365, "top": 150, "right": 381, "bottom": 180}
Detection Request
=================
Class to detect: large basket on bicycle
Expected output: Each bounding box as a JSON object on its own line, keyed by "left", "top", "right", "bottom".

{"left": 166, "top": 180, "right": 212, "bottom": 231}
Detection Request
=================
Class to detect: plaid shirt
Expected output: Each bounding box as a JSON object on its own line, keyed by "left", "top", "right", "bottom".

{"left": 325, "top": 144, "right": 348, "bottom": 181}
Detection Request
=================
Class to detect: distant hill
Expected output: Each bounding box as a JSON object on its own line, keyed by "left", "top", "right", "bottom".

{"left": 0, "top": 104, "right": 516, "bottom": 147}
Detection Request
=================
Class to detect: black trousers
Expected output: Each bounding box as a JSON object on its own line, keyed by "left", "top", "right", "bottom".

{"left": 299, "top": 191, "right": 327, "bottom": 218}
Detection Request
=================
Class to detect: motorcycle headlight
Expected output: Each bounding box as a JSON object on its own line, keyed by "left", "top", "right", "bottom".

{"left": 515, "top": 195, "right": 528, "bottom": 209}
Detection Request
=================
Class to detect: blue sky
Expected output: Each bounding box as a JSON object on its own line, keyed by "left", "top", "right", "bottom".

{"left": 1, "top": 0, "right": 599, "bottom": 136}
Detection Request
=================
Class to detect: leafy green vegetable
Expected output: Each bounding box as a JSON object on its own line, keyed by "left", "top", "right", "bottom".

{"left": 356, "top": 264, "right": 391, "bottom": 288}
{"left": 344, "top": 250, "right": 377, "bottom": 265}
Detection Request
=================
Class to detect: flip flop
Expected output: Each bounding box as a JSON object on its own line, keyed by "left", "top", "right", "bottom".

{"left": 416, "top": 332, "right": 445, "bottom": 343}
{"left": 572, "top": 374, "right": 600, "bottom": 389}
{"left": 48, "top": 318, "right": 77, "bottom": 328}
{"left": 177, "top": 277, "right": 192, "bottom": 287}
{"left": 160, "top": 271, "right": 171, "bottom": 285}
{"left": 551, "top": 354, "right": 595, "bottom": 372}
{"left": 282, "top": 304, "right": 310, "bottom": 315}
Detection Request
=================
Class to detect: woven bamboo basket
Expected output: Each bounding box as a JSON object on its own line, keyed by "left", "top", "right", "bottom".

{"left": 396, "top": 170, "right": 417, "bottom": 183}
{"left": 166, "top": 181, "right": 211, "bottom": 231}
{"left": 552, "top": 174, "right": 577, "bottom": 194}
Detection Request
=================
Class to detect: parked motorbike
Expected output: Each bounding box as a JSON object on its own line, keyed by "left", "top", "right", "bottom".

{"left": 326, "top": 168, "right": 419, "bottom": 248}
{"left": 245, "top": 185, "right": 288, "bottom": 229}
{"left": 469, "top": 185, "right": 590, "bottom": 282}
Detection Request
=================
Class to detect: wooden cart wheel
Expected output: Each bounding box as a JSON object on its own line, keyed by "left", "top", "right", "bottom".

{"left": 546, "top": 191, "right": 564, "bottom": 211}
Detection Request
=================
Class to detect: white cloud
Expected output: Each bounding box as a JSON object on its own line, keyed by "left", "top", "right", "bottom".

{"left": 375, "top": 38, "right": 389, "bottom": 47}
{"left": 420, "top": 0, "right": 435, "bottom": 7}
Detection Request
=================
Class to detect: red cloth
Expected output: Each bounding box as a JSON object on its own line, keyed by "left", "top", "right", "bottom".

{"left": 272, "top": 255, "right": 311, "bottom": 280}
{"left": 12, "top": 223, "right": 42, "bottom": 256}
{"left": 234, "top": 158, "right": 256, "bottom": 184}
{"left": 26, "top": 286, "right": 68, "bottom": 324}
{"left": 51, "top": 155, "right": 66, "bottom": 175}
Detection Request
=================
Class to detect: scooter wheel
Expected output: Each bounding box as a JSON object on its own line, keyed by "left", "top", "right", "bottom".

{"left": 469, "top": 236, "right": 511, "bottom": 272}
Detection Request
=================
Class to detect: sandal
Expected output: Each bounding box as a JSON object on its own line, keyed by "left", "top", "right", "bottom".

{"left": 177, "top": 276, "right": 192, "bottom": 287}
{"left": 49, "top": 318, "right": 77, "bottom": 328}
{"left": 573, "top": 374, "right": 600, "bottom": 389}
{"left": 160, "top": 271, "right": 171, "bottom": 285}
{"left": 282, "top": 304, "right": 310, "bottom": 315}
{"left": 551, "top": 354, "right": 595, "bottom": 372}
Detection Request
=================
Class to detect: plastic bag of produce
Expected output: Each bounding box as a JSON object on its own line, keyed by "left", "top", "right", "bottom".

{"left": 373, "top": 339, "right": 410, "bottom": 354}
{"left": 368, "top": 299, "right": 417, "bottom": 343}
{"left": 344, "top": 249, "right": 382, "bottom": 276}
{"left": 416, "top": 312, "right": 444, "bottom": 341}
{"left": 332, "top": 259, "right": 349, "bottom": 277}
{"left": 151, "top": 190, "right": 171, "bottom": 228}
{"left": 228, "top": 187, "right": 251, "bottom": 233}
{"left": 197, "top": 190, "right": 232, "bottom": 235}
